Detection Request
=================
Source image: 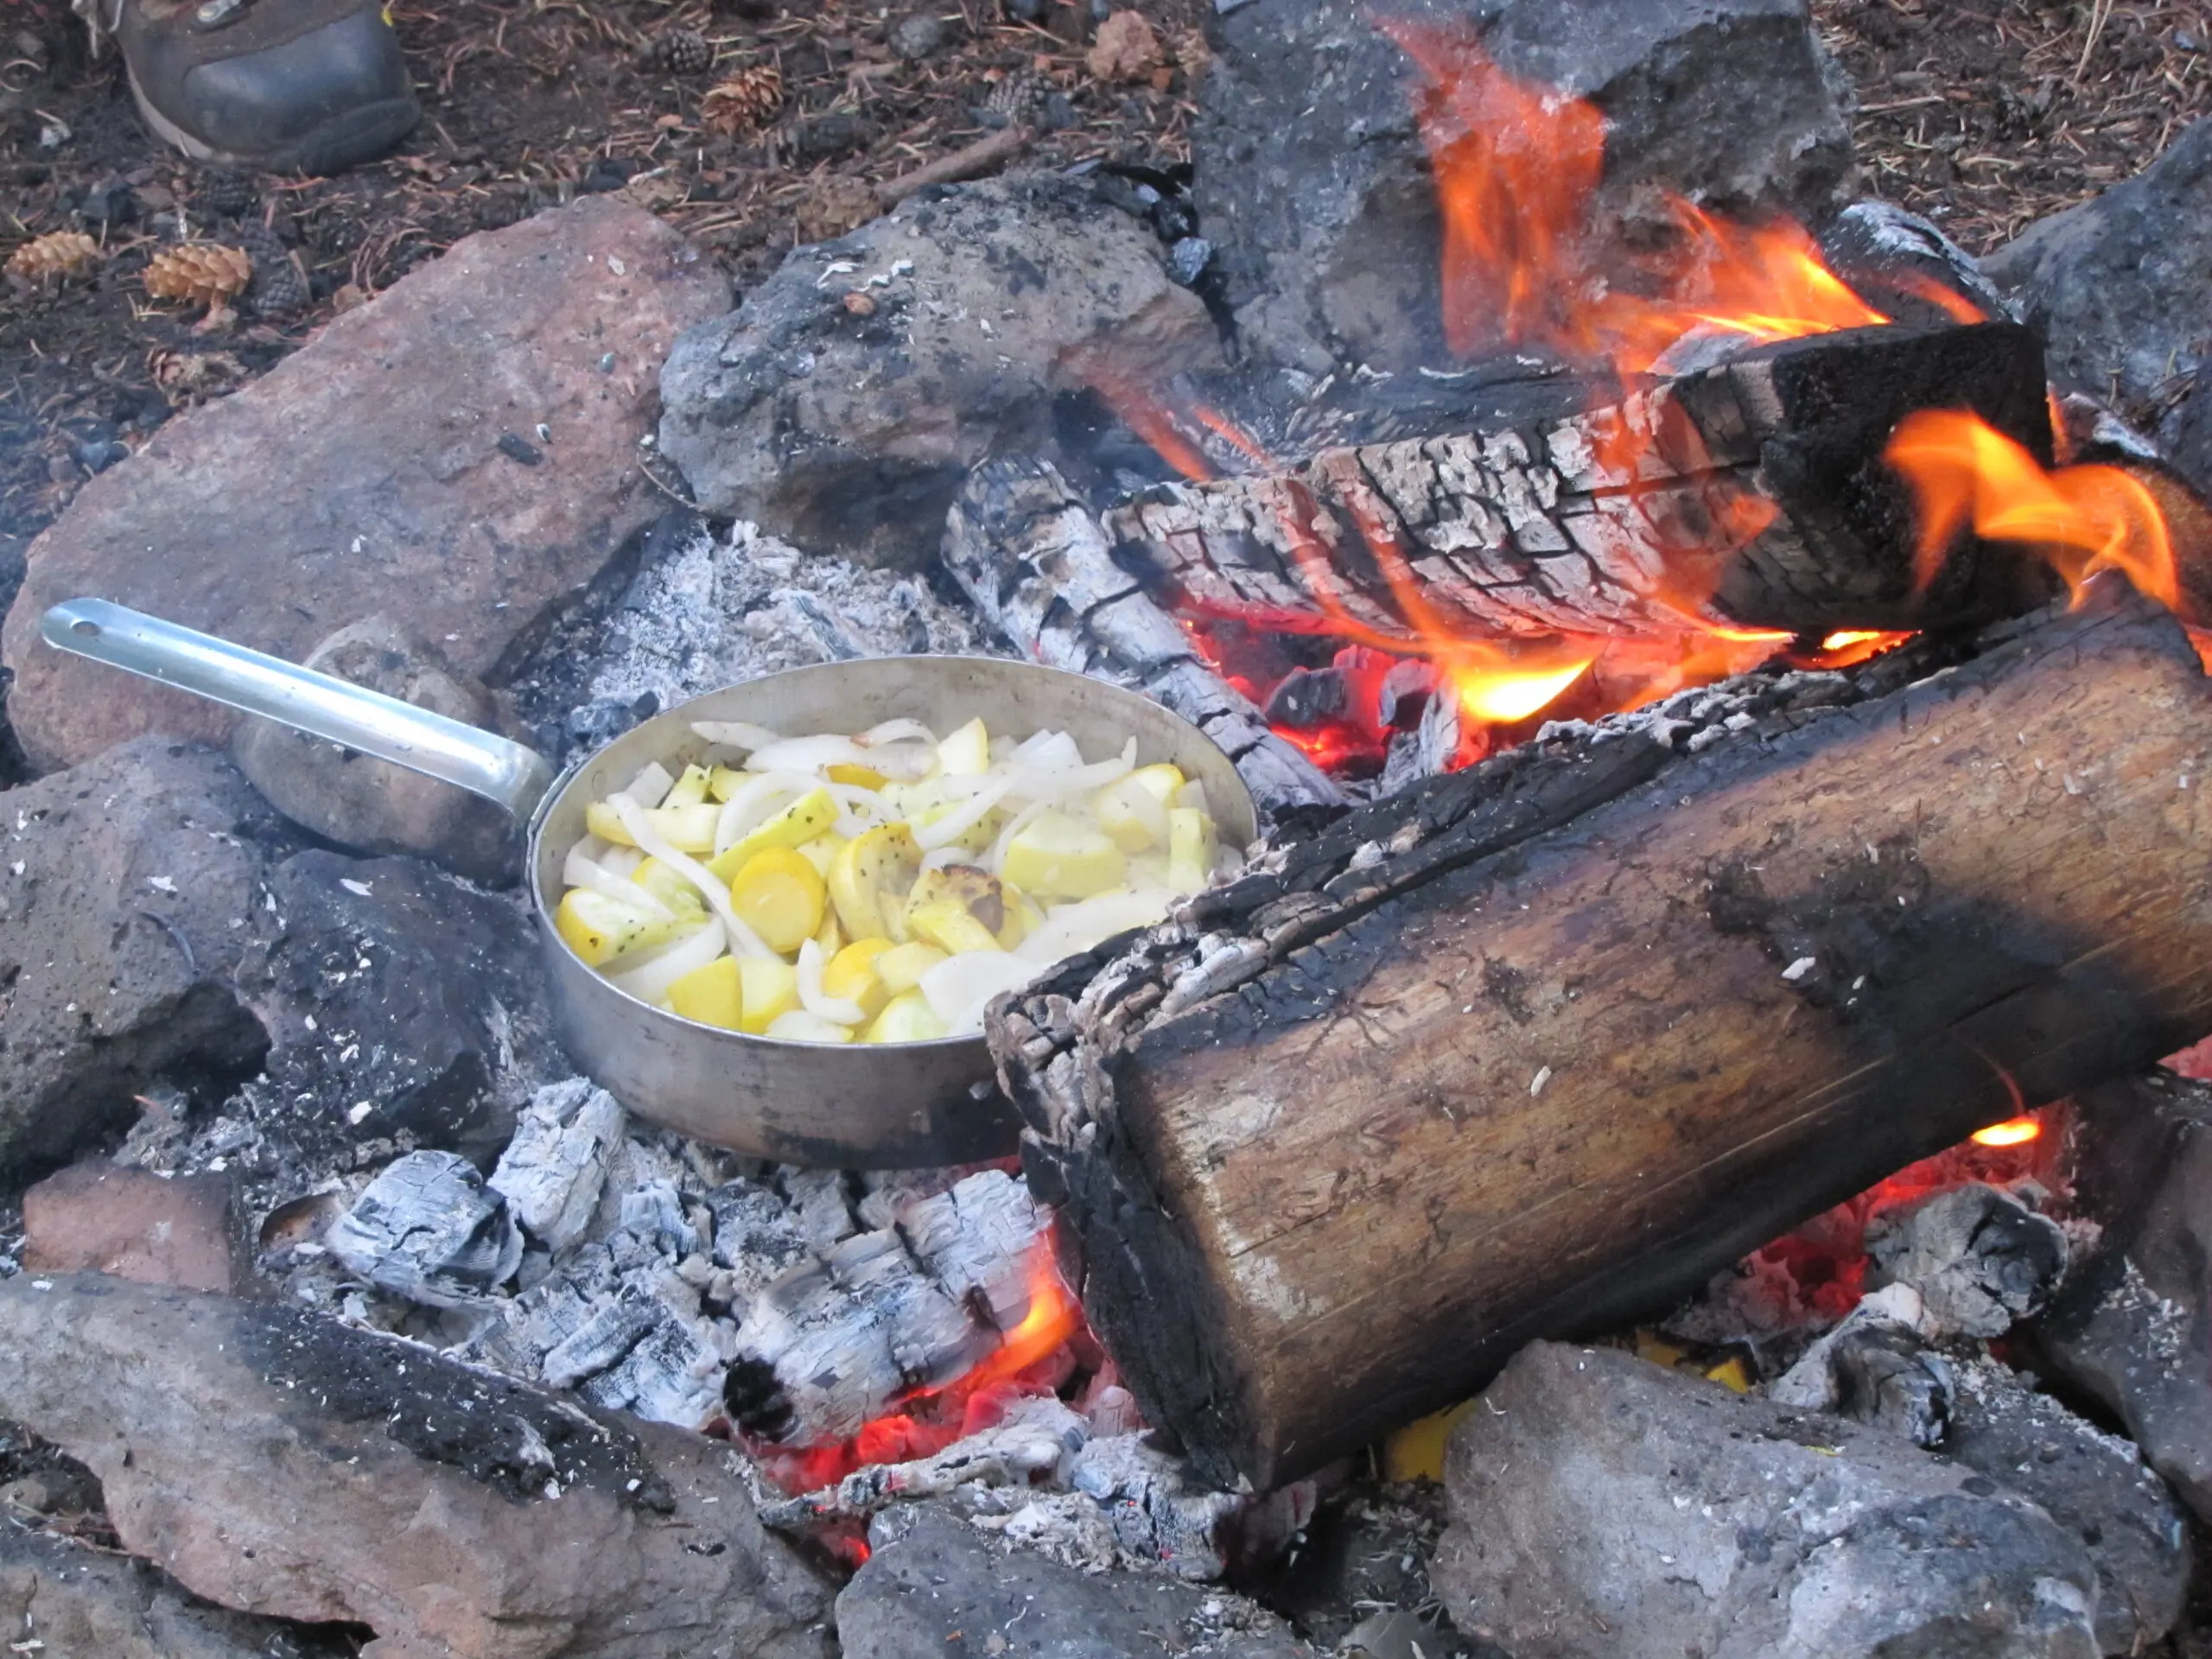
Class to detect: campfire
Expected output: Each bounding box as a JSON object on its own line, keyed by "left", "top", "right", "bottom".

{"left": 3, "top": 3, "right": 2211, "bottom": 1656}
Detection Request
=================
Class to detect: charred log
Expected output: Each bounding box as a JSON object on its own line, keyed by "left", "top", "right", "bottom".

{"left": 943, "top": 456, "right": 1345, "bottom": 818}
{"left": 1107, "top": 322, "right": 2053, "bottom": 645}
{"left": 994, "top": 580, "right": 2212, "bottom": 1490}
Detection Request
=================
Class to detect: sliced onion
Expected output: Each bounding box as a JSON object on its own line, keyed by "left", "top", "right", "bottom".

{"left": 985, "top": 800, "right": 1049, "bottom": 876}
{"left": 1015, "top": 889, "right": 1175, "bottom": 965}
{"left": 573, "top": 834, "right": 612, "bottom": 862}
{"left": 745, "top": 734, "right": 868, "bottom": 774}
{"left": 625, "top": 760, "right": 677, "bottom": 810}
{"left": 863, "top": 741, "right": 938, "bottom": 783}
{"left": 713, "top": 770, "right": 816, "bottom": 855}
{"left": 608, "top": 793, "right": 779, "bottom": 961}
{"left": 599, "top": 845, "right": 646, "bottom": 879}
{"left": 1022, "top": 730, "right": 1084, "bottom": 772}
{"left": 563, "top": 849, "right": 678, "bottom": 920}
{"left": 912, "top": 777, "right": 1014, "bottom": 851}
{"left": 997, "top": 741, "right": 1137, "bottom": 804}
{"left": 690, "top": 720, "right": 783, "bottom": 753}
{"left": 919, "top": 845, "right": 969, "bottom": 874}
{"left": 1011, "top": 728, "right": 1062, "bottom": 762}
{"left": 918, "top": 951, "right": 1045, "bottom": 1036}
{"left": 608, "top": 918, "right": 726, "bottom": 1004}
{"left": 766, "top": 1009, "right": 857, "bottom": 1045}
{"left": 860, "top": 718, "right": 936, "bottom": 747}
{"left": 796, "top": 937, "right": 866, "bottom": 1026}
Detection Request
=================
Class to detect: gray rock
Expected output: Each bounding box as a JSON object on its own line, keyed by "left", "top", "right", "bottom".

{"left": 232, "top": 614, "right": 523, "bottom": 885}
{"left": 837, "top": 1507, "right": 1312, "bottom": 1658}
{"left": 236, "top": 849, "right": 561, "bottom": 1166}
{"left": 1433, "top": 1342, "right": 2101, "bottom": 1659}
{"left": 0, "top": 1525, "right": 342, "bottom": 1659}
{"left": 889, "top": 10, "right": 957, "bottom": 59}
{"left": 0, "top": 740, "right": 276, "bottom": 1182}
{"left": 1, "top": 197, "right": 729, "bottom": 771}
{"left": 1984, "top": 120, "right": 2212, "bottom": 494}
{"left": 1193, "top": 0, "right": 1853, "bottom": 377}
{"left": 1944, "top": 1357, "right": 2190, "bottom": 1656}
{"left": 658, "top": 175, "right": 1221, "bottom": 567}
{"left": 2033, "top": 1070, "right": 2212, "bottom": 1525}
{"left": 0, "top": 1273, "right": 836, "bottom": 1659}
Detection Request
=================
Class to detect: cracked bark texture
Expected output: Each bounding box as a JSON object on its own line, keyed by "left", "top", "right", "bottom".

{"left": 993, "top": 581, "right": 2212, "bottom": 1490}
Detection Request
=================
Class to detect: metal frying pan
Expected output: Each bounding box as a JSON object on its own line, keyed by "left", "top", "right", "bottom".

{"left": 40, "top": 599, "right": 1257, "bottom": 1168}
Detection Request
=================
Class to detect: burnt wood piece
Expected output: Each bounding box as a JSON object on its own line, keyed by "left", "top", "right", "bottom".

{"left": 1107, "top": 322, "right": 2054, "bottom": 644}
{"left": 943, "top": 456, "right": 1345, "bottom": 817}
{"left": 994, "top": 580, "right": 2212, "bottom": 1491}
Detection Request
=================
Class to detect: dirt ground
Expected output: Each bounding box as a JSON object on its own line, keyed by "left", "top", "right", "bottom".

{"left": 2, "top": 0, "right": 2207, "bottom": 608}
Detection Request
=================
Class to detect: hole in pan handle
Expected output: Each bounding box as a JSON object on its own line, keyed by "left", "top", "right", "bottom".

{"left": 38, "top": 597, "right": 556, "bottom": 823}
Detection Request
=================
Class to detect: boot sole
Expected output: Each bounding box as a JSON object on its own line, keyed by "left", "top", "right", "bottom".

{"left": 130, "top": 68, "right": 420, "bottom": 176}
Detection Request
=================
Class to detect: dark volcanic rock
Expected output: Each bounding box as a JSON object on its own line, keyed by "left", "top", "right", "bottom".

{"left": 0, "top": 197, "right": 728, "bottom": 772}
{"left": 1193, "top": 0, "right": 1853, "bottom": 378}
{"left": 1433, "top": 1343, "right": 2101, "bottom": 1659}
{"left": 0, "top": 741, "right": 276, "bottom": 1184}
{"left": 2033, "top": 1070, "right": 2212, "bottom": 1525}
{"left": 658, "top": 175, "right": 1221, "bottom": 568}
{"left": 1984, "top": 120, "right": 2212, "bottom": 496}
{"left": 0, "top": 1274, "right": 836, "bottom": 1659}
{"left": 839, "top": 1508, "right": 1312, "bottom": 1658}
{"left": 236, "top": 849, "right": 562, "bottom": 1168}
{"left": 231, "top": 614, "right": 524, "bottom": 886}
{"left": 0, "top": 1525, "right": 345, "bottom": 1659}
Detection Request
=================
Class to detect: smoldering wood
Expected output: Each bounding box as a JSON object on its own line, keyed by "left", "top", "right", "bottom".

{"left": 721, "top": 1169, "right": 1056, "bottom": 1446}
{"left": 942, "top": 456, "right": 1346, "bottom": 817}
{"left": 995, "top": 581, "right": 2212, "bottom": 1490}
{"left": 326, "top": 1149, "right": 524, "bottom": 1307}
{"left": 1106, "top": 322, "right": 2054, "bottom": 645}
{"left": 1770, "top": 1287, "right": 1954, "bottom": 1447}
{"left": 1864, "top": 1182, "right": 2069, "bottom": 1338}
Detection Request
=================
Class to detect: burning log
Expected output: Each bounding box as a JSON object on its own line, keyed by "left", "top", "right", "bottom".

{"left": 1109, "top": 322, "right": 2053, "bottom": 645}
{"left": 942, "top": 456, "right": 1346, "bottom": 817}
{"left": 995, "top": 580, "right": 2212, "bottom": 1490}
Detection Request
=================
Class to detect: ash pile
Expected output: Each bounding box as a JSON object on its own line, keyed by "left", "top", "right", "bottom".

{"left": 6, "top": 0, "right": 2212, "bottom": 1653}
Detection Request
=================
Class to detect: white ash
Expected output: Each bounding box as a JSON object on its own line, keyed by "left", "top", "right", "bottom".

{"left": 488, "top": 1077, "right": 625, "bottom": 1251}
{"left": 582, "top": 518, "right": 1000, "bottom": 719}
{"left": 324, "top": 1149, "right": 524, "bottom": 1307}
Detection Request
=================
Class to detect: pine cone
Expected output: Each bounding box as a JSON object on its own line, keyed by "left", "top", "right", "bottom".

{"left": 232, "top": 220, "right": 308, "bottom": 317}
{"left": 6, "top": 231, "right": 101, "bottom": 284}
{"left": 984, "top": 70, "right": 1046, "bottom": 126}
{"left": 192, "top": 168, "right": 258, "bottom": 218}
{"left": 648, "top": 26, "right": 713, "bottom": 74}
{"left": 702, "top": 63, "right": 784, "bottom": 134}
{"left": 143, "top": 243, "right": 252, "bottom": 307}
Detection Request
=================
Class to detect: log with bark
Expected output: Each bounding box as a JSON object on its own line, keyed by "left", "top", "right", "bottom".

{"left": 1107, "top": 321, "right": 2054, "bottom": 645}
{"left": 993, "top": 579, "right": 2212, "bottom": 1491}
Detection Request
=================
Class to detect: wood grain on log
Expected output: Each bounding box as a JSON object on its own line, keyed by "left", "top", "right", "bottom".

{"left": 995, "top": 581, "right": 2212, "bottom": 1490}
{"left": 1107, "top": 322, "right": 2053, "bottom": 645}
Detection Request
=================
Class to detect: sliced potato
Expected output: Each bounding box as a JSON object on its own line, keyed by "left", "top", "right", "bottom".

{"left": 814, "top": 906, "right": 845, "bottom": 957}
{"left": 863, "top": 988, "right": 950, "bottom": 1044}
{"left": 906, "top": 898, "right": 1003, "bottom": 956}
{"left": 1128, "top": 762, "right": 1186, "bottom": 804}
{"left": 827, "top": 823, "right": 922, "bottom": 941}
{"left": 937, "top": 715, "right": 989, "bottom": 776}
{"left": 875, "top": 940, "right": 949, "bottom": 995}
{"left": 909, "top": 864, "right": 1007, "bottom": 933}
{"left": 736, "top": 957, "right": 800, "bottom": 1035}
{"left": 704, "top": 786, "right": 839, "bottom": 881}
{"left": 556, "top": 888, "right": 690, "bottom": 968}
{"left": 1167, "top": 806, "right": 1217, "bottom": 894}
{"left": 1002, "top": 810, "right": 1128, "bottom": 899}
{"left": 663, "top": 763, "right": 713, "bottom": 809}
{"left": 796, "top": 833, "right": 848, "bottom": 878}
{"left": 823, "top": 937, "right": 896, "bottom": 1020}
{"left": 729, "top": 846, "right": 827, "bottom": 955}
{"left": 707, "top": 764, "right": 747, "bottom": 802}
{"left": 1094, "top": 773, "right": 1169, "bottom": 854}
{"left": 666, "top": 955, "right": 743, "bottom": 1028}
{"left": 586, "top": 800, "right": 721, "bottom": 854}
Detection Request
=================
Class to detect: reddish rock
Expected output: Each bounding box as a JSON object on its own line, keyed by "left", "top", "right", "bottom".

{"left": 22, "top": 1162, "right": 243, "bottom": 1294}
{"left": 1, "top": 197, "right": 728, "bottom": 772}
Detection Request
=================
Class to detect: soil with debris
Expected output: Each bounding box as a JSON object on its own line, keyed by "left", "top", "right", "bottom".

{"left": 0, "top": 0, "right": 1207, "bottom": 622}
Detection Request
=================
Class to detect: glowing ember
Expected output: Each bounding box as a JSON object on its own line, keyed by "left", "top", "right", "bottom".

{"left": 756, "top": 1244, "right": 1084, "bottom": 1498}
{"left": 1884, "top": 410, "right": 2183, "bottom": 613}
{"left": 1971, "top": 1117, "right": 2043, "bottom": 1148}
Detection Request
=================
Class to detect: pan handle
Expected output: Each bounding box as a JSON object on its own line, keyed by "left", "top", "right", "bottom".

{"left": 41, "top": 599, "right": 557, "bottom": 823}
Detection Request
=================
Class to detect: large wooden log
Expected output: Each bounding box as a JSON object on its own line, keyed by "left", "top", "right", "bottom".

{"left": 995, "top": 581, "right": 2212, "bottom": 1491}
{"left": 1108, "top": 322, "right": 2054, "bottom": 645}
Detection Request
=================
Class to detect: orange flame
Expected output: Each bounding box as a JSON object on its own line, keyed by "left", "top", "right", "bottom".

{"left": 1971, "top": 1118, "right": 2042, "bottom": 1148}
{"left": 1884, "top": 410, "right": 2181, "bottom": 611}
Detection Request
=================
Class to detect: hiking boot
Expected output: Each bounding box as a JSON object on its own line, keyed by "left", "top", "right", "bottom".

{"left": 83, "top": 0, "right": 418, "bottom": 175}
